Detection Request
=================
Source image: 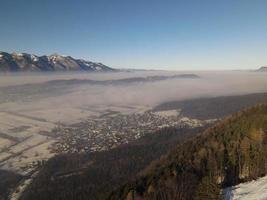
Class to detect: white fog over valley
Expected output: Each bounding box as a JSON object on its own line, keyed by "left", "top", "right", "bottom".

{"left": 0, "top": 70, "right": 267, "bottom": 200}
{"left": 1, "top": 71, "right": 267, "bottom": 121}
{"left": 0, "top": 71, "right": 266, "bottom": 167}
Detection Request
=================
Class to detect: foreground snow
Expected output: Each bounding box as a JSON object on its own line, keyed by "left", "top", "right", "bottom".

{"left": 224, "top": 175, "right": 267, "bottom": 200}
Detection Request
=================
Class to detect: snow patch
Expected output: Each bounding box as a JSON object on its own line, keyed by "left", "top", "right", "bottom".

{"left": 224, "top": 175, "right": 267, "bottom": 200}
{"left": 85, "top": 63, "right": 92, "bottom": 67}
{"left": 31, "top": 55, "right": 39, "bottom": 62}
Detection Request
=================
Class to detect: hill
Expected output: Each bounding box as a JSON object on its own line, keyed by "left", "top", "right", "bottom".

{"left": 108, "top": 102, "right": 267, "bottom": 200}
{"left": 154, "top": 93, "right": 267, "bottom": 120}
{"left": 39, "top": 74, "right": 199, "bottom": 86}
{"left": 0, "top": 52, "right": 113, "bottom": 72}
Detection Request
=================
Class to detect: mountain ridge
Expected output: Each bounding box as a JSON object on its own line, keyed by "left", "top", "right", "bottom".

{"left": 0, "top": 51, "right": 114, "bottom": 72}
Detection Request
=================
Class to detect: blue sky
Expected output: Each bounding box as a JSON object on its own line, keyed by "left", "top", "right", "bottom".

{"left": 1, "top": 0, "right": 267, "bottom": 70}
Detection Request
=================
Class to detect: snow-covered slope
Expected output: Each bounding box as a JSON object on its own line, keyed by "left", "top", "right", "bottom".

{"left": 0, "top": 52, "right": 114, "bottom": 72}
{"left": 224, "top": 176, "right": 267, "bottom": 200}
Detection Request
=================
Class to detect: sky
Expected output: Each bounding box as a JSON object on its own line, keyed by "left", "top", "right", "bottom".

{"left": 1, "top": 0, "right": 267, "bottom": 70}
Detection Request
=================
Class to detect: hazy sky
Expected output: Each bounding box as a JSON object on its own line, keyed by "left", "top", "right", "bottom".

{"left": 1, "top": 0, "right": 267, "bottom": 70}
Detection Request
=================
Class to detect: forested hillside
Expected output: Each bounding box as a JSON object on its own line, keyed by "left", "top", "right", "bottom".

{"left": 109, "top": 102, "right": 267, "bottom": 200}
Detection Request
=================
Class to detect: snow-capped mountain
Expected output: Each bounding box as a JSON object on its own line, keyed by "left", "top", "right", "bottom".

{"left": 257, "top": 66, "right": 267, "bottom": 72}
{"left": 0, "top": 52, "right": 114, "bottom": 72}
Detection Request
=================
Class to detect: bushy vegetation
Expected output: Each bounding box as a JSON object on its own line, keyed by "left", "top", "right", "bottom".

{"left": 109, "top": 102, "right": 267, "bottom": 200}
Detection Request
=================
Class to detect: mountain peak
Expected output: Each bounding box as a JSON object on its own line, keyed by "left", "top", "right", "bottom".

{"left": 258, "top": 66, "right": 267, "bottom": 71}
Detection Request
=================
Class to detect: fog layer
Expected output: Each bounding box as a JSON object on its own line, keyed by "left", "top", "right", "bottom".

{"left": 0, "top": 71, "right": 266, "bottom": 124}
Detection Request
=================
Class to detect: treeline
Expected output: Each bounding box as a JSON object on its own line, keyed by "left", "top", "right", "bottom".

{"left": 20, "top": 126, "right": 206, "bottom": 200}
{"left": 0, "top": 170, "right": 22, "bottom": 200}
{"left": 154, "top": 93, "right": 267, "bottom": 120}
{"left": 108, "top": 102, "right": 267, "bottom": 200}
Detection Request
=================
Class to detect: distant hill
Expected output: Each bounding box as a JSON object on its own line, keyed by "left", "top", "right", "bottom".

{"left": 154, "top": 93, "right": 267, "bottom": 120}
{"left": 45, "top": 74, "right": 199, "bottom": 86}
{"left": 257, "top": 66, "right": 267, "bottom": 72}
{"left": 0, "top": 52, "right": 114, "bottom": 72}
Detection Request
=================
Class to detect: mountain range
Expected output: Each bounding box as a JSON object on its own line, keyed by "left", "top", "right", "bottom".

{"left": 0, "top": 52, "right": 114, "bottom": 72}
